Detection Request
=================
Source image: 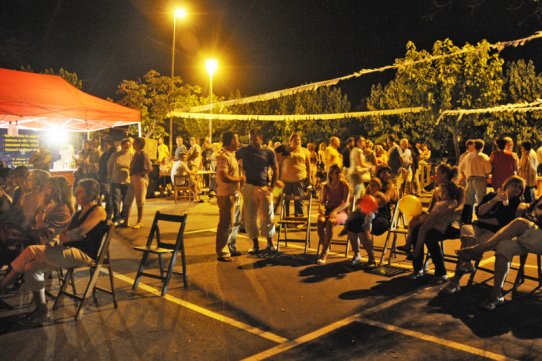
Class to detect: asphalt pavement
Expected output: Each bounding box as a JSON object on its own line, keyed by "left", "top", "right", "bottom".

{"left": 1, "top": 195, "right": 542, "bottom": 361}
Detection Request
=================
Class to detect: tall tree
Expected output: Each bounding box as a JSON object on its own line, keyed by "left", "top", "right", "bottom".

{"left": 20, "top": 66, "right": 83, "bottom": 89}
{"left": 224, "top": 87, "right": 351, "bottom": 144}
{"left": 366, "top": 38, "right": 504, "bottom": 160}
{"left": 117, "top": 70, "right": 204, "bottom": 139}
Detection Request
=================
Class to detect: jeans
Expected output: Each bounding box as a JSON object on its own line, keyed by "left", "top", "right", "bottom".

{"left": 216, "top": 194, "right": 241, "bottom": 256}
{"left": 283, "top": 181, "right": 305, "bottom": 217}
{"left": 412, "top": 227, "right": 458, "bottom": 276}
{"left": 242, "top": 183, "right": 275, "bottom": 240}
{"left": 111, "top": 183, "right": 129, "bottom": 221}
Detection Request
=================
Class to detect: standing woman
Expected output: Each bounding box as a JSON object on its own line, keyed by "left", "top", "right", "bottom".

{"left": 0, "top": 179, "right": 107, "bottom": 326}
{"left": 316, "top": 164, "right": 350, "bottom": 264}
{"left": 125, "top": 137, "right": 152, "bottom": 229}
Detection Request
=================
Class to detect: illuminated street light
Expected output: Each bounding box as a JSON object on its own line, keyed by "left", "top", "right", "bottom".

{"left": 169, "top": 6, "right": 188, "bottom": 151}
{"left": 205, "top": 58, "right": 218, "bottom": 141}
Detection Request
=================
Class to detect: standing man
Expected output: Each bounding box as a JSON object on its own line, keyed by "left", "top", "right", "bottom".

{"left": 341, "top": 137, "right": 355, "bottom": 171}
{"left": 459, "top": 139, "right": 492, "bottom": 224}
{"left": 237, "top": 128, "right": 280, "bottom": 253}
{"left": 387, "top": 134, "right": 402, "bottom": 183}
{"left": 324, "top": 136, "right": 342, "bottom": 173}
{"left": 398, "top": 138, "right": 413, "bottom": 195}
{"left": 108, "top": 138, "right": 133, "bottom": 225}
{"left": 215, "top": 131, "right": 245, "bottom": 262}
{"left": 280, "top": 132, "right": 312, "bottom": 217}
{"left": 171, "top": 136, "right": 188, "bottom": 186}
{"left": 156, "top": 137, "right": 170, "bottom": 163}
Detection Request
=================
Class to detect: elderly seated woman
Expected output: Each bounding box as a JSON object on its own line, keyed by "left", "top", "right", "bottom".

{"left": 0, "top": 176, "right": 73, "bottom": 266}
{"left": 457, "top": 196, "right": 542, "bottom": 309}
{"left": 0, "top": 179, "right": 107, "bottom": 326}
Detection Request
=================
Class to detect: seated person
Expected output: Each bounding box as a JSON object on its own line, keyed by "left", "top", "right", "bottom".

{"left": 347, "top": 165, "right": 397, "bottom": 267}
{"left": 399, "top": 181, "right": 461, "bottom": 260}
{"left": 0, "top": 179, "right": 107, "bottom": 326}
{"left": 316, "top": 164, "right": 350, "bottom": 265}
{"left": 0, "top": 177, "right": 73, "bottom": 266}
{"left": 457, "top": 195, "right": 542, "bottom": 309}
{"left": 442, "top": 176, "right": 528, "bottom": 293}
{"left": 158, "top": 157, "right": 173, "bottom": 197}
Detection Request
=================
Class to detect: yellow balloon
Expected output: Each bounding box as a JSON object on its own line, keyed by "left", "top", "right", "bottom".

{"left": 399, "top": 195, "right": 423, "bottom": 217}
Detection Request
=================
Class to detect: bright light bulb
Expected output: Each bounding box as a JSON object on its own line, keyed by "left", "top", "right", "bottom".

{"left": 205, "top": 58, "right": 218, "bottom": 77}
{"left": 175, "top": 8, "right": 187, "bottom": 19}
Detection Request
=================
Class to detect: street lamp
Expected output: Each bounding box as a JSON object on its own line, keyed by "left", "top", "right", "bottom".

{"left": 205, "top": 58, "right": 218, "bottom": 141}
{"left": 169, "top": 7, "right": 187, "bottom": 151}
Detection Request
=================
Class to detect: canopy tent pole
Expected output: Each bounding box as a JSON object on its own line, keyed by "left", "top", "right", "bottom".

{"left": 138, "top": 122, "right": 142, "bottom": 137}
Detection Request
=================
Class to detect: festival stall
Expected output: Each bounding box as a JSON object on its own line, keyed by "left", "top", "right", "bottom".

{"left": 0, "top": 68, "right": 140, "bottom": 178}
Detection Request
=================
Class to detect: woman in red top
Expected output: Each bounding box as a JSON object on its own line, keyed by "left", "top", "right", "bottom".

{"left": 316, "top": 164, "right": 350, "bottom": 264}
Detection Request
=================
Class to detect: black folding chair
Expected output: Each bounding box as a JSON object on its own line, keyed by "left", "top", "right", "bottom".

{"left": 132, "top": 212, "right": 188, "bottom": 296}
{"left": 52, "top": 223, "right": 117, "bottom": 321}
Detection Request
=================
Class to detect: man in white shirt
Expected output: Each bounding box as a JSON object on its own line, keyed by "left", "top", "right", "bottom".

{"left": 459, "top": 139, "right": 492, "bottom": 224}
{"left": 397, "top": 138, "right": 413, "bottom": 195}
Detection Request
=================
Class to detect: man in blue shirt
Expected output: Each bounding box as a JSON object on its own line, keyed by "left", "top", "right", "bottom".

{"left": 236, "top": 128, "right": 281, "bottom": 253}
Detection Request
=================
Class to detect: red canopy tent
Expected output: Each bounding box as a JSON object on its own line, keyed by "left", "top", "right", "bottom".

{"left": 0, "top": 68, "right": 140, "bottom": 132}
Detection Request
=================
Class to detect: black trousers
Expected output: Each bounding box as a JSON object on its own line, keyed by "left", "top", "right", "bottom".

{"left": 412, "top": 225, "right": 460, "bottom": 276}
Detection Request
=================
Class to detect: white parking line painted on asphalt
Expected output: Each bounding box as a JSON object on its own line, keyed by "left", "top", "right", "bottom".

{"left": 357, "top": 317, "right": 515, "bottom": 361}
{"left": 184, "top": 228, "right": 218, "bottom": 234}
{"left": 242, "top": 282, "right": 515, "bottom": 361}
{"left": 113, "top": 273, "right": 288, "bottom": 344}
{"left": 241, "top": 285, "right": 439, "bottom": 361}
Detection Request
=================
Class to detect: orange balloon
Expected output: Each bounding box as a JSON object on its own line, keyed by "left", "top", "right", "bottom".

{"left": 358, "top": 194, "right": 379, "bottom": 214}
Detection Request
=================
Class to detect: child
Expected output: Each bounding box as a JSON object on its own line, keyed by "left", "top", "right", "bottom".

{"left": 339, "top": 178, "right": 382, "bottom": 236}
{"left": 398, "top": 182, "right": 460, "bottom": 259}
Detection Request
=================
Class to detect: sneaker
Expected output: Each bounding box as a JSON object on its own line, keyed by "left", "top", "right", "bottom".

{"left": 265, "top": 245, "right": 277, "bottom": 252}
{"left": 217, "top": 256, "right": 233, "bottom": 262}
{"left": 363, "top": 260, "right": 377, "bottom": 269}
{"left": 479, "top": 296, "right": 505, "bottom": 310}
{"left": 248, "top": 247, "right": 260, "bottom": 255}
{"left": 431, "top": 274, "right": 449, "bottom": 285}
{"left": 350, "top": 255, "right": 362, "bottom": 265}
{"left": 441, "top": 282, "right": 461, "bottom": 294}
{"left": 409, "top": 270, "right": 424, "bottom": 280}
{"left": 132, "top": 223, "right": 143, "bottom": 229}
{"left": 317, "top": 258, "right": 326, "bottom": 265}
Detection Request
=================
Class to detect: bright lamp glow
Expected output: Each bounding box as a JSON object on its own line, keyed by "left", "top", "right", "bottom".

{"left": 46, "top": 128, "right": 68, "bottom": 145}
{"left": 175, "top": 8, "right": 187, "bottom": 19}
{"left": 205, "top": 58, "right": 218, "bottom": 77}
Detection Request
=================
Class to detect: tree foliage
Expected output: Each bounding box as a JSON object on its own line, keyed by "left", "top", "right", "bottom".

{"left": 116, "top": 70, "right": 205, "bottom": 139}
{"left": 366, "top": 38, "right": 504, "bottom": 159}
{"left": 224, "top": 87, "right": 351, "bottom": 143}
{"left": 20, "top": 66, "right": 83, "bottom": 89}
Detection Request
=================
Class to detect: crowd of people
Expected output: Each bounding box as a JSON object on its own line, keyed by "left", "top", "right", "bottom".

{"left": 2, "top": 128, "right": 542, "bottom": 327}
{"left": 212, "top": 128, "right": 542, "bottom": 312}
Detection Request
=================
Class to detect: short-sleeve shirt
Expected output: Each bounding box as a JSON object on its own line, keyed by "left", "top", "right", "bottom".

{"left": 236, "top": 144, "right": 276, "bottom": 186}
{"left": 281, "top": 147, "right": 310, "bottom": 183}
{"left": 216, "top": 148, "right": 240, "bottom": 196}
{"left": 175, "top": 144, "right": 187, "bottom": 159}
{"left": 475, "top": 192, "right": 521, "bottom": 233}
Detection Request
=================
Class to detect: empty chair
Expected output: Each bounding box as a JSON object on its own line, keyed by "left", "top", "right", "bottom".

{"left": 132, "top": 212, "right": 188, "bottom": 296}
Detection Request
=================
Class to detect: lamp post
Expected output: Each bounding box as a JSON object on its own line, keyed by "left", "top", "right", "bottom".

{"left": 169, "top": 7, "right": 187, "bottom": 152}
{"left": 205, "top": 58, "right": 218, "bottom": 142}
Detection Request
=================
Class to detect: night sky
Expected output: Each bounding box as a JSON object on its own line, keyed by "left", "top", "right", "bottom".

{"left": 1, "top": 1, "right": 542, "bottom": 108}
